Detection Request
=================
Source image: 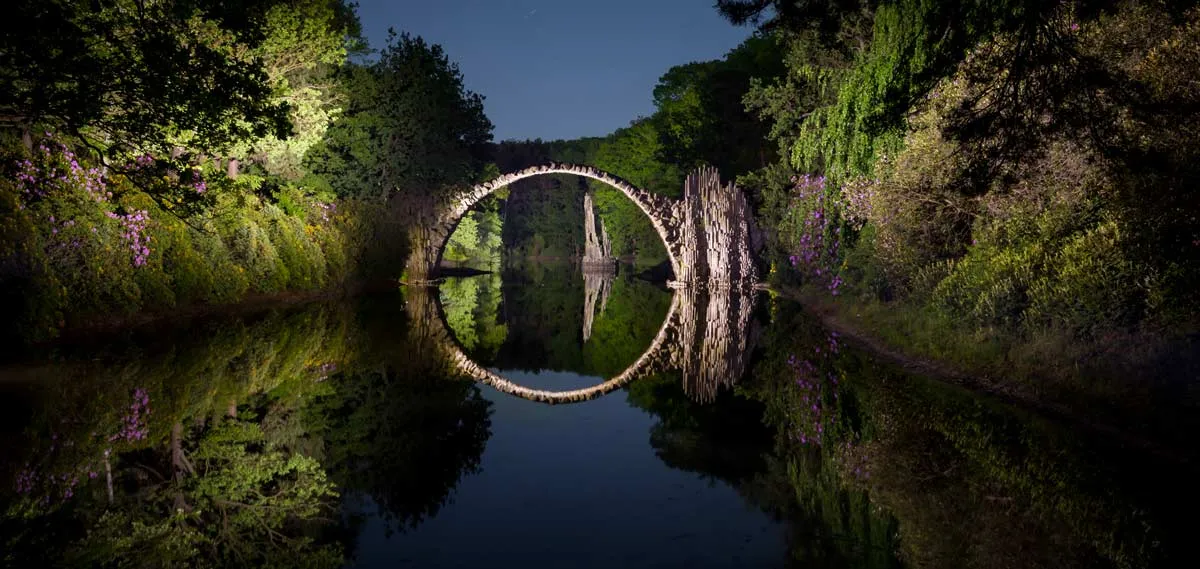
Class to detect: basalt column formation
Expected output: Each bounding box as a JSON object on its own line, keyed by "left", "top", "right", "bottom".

{"left": 582, "top": 192, "right": 616, "bottom": 271}
{"left": 672, "top": 166, "right": 760, "bottom": 288}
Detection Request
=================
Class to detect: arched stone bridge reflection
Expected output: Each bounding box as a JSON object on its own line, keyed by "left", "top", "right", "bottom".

{"left": 405, "top": 285, "right": 762, "bottom": 405}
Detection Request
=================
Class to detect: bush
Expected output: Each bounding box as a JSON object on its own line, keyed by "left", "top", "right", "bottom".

{"left": 837, "top": 3, "right": 1199, "bottom": 339}
{"left": 0, "top": 137, "right": 401, "bottom": 344}
{"left": 1026, "top": 220, "right": 1144, "bottom": 334}
{"left": 851, "top": 78, "right": 976, "bottom": 291}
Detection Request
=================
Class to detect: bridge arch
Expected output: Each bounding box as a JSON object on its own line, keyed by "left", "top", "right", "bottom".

{"left": 444, "top": 291, "right": 682, "bottom": 404}
{"left": 435, "top": 163, "right": 681, "bottom": 279}
{"left": 406, "top": 279, "right": 761, "bottom": 405}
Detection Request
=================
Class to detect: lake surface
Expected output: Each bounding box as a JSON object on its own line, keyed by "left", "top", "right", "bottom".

{"left": 1, "top": 263, "right": 1196, "bottom": 568}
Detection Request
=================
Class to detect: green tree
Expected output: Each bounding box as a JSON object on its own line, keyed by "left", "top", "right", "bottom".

{"left": 588, "top": 119, "right": 681, "bottom": 263}
{"left": 305, "top": 31, "right": 493, "bottom": 199}
{"left": 2, "top": 0, "right": 291, "bottom": 164}
{"left": 652, "top": 34, "right": 786, "bottom": 177}
{"left": 443, "top": 213, "right": 481, "bottom": 265}
{"left": 489, "top": 140, "right": 585, "bottom": 260}
{"left": 234, "top": 0, "right": 365, "bottom": 180}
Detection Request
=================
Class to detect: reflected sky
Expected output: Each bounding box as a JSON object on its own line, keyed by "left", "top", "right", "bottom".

{"left": 349, "top": 368, "right": 787, "bottom": 569}
{"left": 6, "top": 263, "right": 1192, "bottom": 568}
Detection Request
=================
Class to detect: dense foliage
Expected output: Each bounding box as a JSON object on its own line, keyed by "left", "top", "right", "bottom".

{"left": 717, "top": 0, "right": 1200, "bottom": 386}
{"left": 0, "top": 2, "right": 495, "bottom": 345}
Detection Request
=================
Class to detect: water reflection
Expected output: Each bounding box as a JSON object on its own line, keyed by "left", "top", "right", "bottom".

{"left": 672, "top": 286, "right": 762, "bottom": 403}
{"left": 429, "top": 275, "right": 766, "bottom": 405}
{"left": 744, "top": 297, "right": 1200, "bottom": 569}
{"left": 0, "top": 267, "right": 1196, "bottom": 568}
{"left": 0, "top": 306, "right": 359, "bottom": 567}
{"left": 581, "top": 268, "right": 613, "bottom": 343}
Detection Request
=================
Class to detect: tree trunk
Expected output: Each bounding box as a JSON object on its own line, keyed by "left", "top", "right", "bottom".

{"left": 170, "top": 422, "right": 194, "bottom": 481}
{"left": 227, "top": 158, "right": 240, "bottom": 178}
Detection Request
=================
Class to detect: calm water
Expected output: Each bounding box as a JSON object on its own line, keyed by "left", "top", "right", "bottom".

{"left": 1, "top": 263, "right": 1196, "bottom": 568}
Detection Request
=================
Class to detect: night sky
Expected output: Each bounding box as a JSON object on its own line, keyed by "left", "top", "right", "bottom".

{"left": 354, "top": 0, "right": 753, "bottom": 142}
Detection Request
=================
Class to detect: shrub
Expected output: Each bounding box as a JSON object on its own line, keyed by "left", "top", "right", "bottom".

{"left": 853, "top": 78, "right": 976, "bottom": 291}
{"left": 268, "top": 207, "right": 327, "bottom": 291}
{"left": 1026, "top": 220, "right": 1144, "bottom": 335}
{"left": 0, "top": 135, "right": 391, "bottom": 343}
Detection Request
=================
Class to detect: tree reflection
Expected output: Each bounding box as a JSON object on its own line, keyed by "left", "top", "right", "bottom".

{"left": 625, "top": 290, "right": 901, "bottom": 568}
{"left": 0, "top": 306, "right": 358, "bottom": 567}
{"left": 4, "top": 400, "right": 345, "bottom": 568}
{"left": 443, "top": 266, "right": 672, "bottom": 379}
{"left": 0, "top": 297, "right": 498, "bottom": 566}
{"left": 309, "top": 365, "right": 492, "bottom": 534}
{"left": 742, "top": 297, "right": 1200, "bottom": 569}
{"left": 627, "top": 372, "right": 773, "bottom": 484}
{"left": 307, "top": 287, "right": 494, "bottom": 534}
{"left": 440, "top": 272, "right": 507, "bottom": 361}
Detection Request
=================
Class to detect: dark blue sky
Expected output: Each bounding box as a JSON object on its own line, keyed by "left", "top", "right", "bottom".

{"left": 354, "top": 0, "right": 753, "bottom": 142}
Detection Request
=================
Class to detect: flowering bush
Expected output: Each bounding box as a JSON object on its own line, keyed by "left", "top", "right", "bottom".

{"left": 106, "top": 210, "right": 151, "bottom": 267}
{"left": 12, "top": 386, "right": 151, "bottom": 507}
{"left": 779, "top": 174, "right": 847, "bottom": 296}
{"left": 15, "top": 138, "right": 111, "bottom": 205}
{"left": 0, "top": 135, "right": 387, "bottom": 343}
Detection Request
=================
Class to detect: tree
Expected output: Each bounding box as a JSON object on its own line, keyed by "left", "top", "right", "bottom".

{"left": 588, "top": 119, "right": 681, "bottom": 262}
{"left": 715, "top": 0, "right": 879, "bottom": 40}
{"left": 305, "top": 31, "right": 493, "bottom": 199}
{"left": 490, "top": 140, "right": 585, "bottom": 260}
{"left": 443, "top": 212, "right": 480, "bottom": 264}
{"left": 1, "top": 0, "right": 291, "bottom": 161}
{"left": 652, "top": 34, "right": 786, "bottom": 177}
{"left": 234, "top": 0, "right": 365, "bottom": 180}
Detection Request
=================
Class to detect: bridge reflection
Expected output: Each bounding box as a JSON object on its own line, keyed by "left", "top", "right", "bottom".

{"left": 407, "top": 283, "right": 763, "bottom": 405}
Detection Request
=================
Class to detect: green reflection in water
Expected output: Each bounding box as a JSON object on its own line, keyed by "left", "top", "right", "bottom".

{"left": 442, "top": 263, "right": 672, "bottom": 378}
{"left": 745, "top": 296, "right": 1197, "bottom": 569}
{"left": 0, "top": 298, "right": 494, "bottom": 568}
{"left": 1, "top": 305, "right": 359, "bottom": 568}
{"left": 440, "top": 272, "right": 507, "bottom": 360}
{"left": 0, "top": 270, "right": 1194, "bottom": 569}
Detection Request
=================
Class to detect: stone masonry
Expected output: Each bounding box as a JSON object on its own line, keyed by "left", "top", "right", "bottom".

{"left": 403, "top": 162, "right": 761, "bottom": 288}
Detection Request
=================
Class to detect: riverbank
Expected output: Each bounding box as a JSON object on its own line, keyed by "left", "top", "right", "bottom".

{"left": 3, "top": 278, "right": 403, "bottom": 362}
{"left": 775, "top": 284, "right": 1200, "bottom": 465}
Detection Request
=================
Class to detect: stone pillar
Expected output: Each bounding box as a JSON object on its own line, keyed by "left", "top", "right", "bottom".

{"left": 582, "top": 192, "right": 616, "bottom": 270}
{"left": 403, "top": 223, "right": 445, "bottom": 284}
{"left": 676, "top": 173, "right": 704, "bottom": 285}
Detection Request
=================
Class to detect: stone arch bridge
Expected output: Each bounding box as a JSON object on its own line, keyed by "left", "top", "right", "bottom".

{"left": 404, "top": 285, "right": 762, "bottom": 405}
{"left": 401, "top": 163, "right": 762, "bottom": 287}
